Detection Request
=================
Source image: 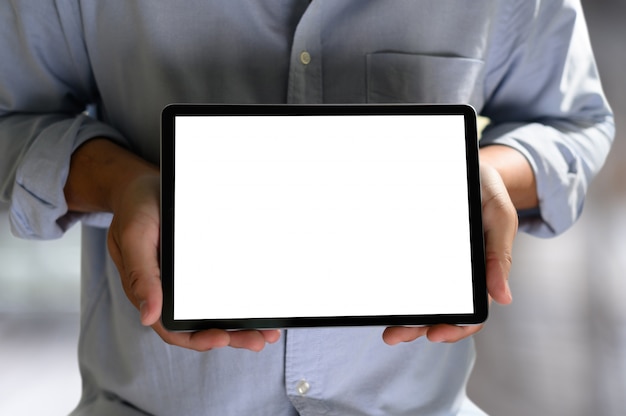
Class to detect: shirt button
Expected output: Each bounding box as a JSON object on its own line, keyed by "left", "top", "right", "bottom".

{"left": 296, "top": 379, "right": 311, "bottom": 396}
{"left": 300, "top": 51, "right": 312, "bottom": 65}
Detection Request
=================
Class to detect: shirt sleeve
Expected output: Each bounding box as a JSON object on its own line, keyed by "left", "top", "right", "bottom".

{"left": 480, "top": 0, "right": 614, "bottom": 238}
{"left": 0, "top": 1, "right": 128, "bottom": 239}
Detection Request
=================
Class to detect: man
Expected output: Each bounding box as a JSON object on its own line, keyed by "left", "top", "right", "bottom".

{"left": 0, "top": 1, "right": 613, "bottom": 414}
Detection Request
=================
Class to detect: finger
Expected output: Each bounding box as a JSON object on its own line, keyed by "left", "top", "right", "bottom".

{"left": 153, "top": 324, "right": 281, "bottom": 352}
{"left": 261, "top": 329, "right": 282, "bottom": 344}
{"left": 225, "top": 330, "right": 281, "bottom": 350}
{"left": 227, "top": 330, "right": 273, "bottom": 352}
{"left": 425, "top": 323, "right": 484, "bottom": 343}
{"left": 153, "top": 323, "right": 231, "bottom": 352}
{"left": 382, "top": 326, "right": 429, "bottom": 345}
{"left": 383, "top": 323, "right": 484, "bottom": 345}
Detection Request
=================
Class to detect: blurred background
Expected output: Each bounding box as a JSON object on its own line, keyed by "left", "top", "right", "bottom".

{"left": 0, "top": 1, "right": 624, "bottom": 415}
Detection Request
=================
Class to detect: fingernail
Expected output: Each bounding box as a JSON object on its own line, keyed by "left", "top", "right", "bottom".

{"left": 429, "top": 334, "right": 445, "bottom": 343}
{"left": 139, "top": 300, "right": 149, "bottom": 324}
{"left": 505, "top": 281, "right": 513, "bottom": 303}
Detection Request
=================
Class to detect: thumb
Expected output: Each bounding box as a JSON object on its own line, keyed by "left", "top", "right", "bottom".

{"left": 480, "top": 165, "right": 517, "bottom": 305}
{"left": 129, "top": 262, "right": 163, "bottom": 326}
{"left": 108, "top": 213, "right": 162, "bottom": 326}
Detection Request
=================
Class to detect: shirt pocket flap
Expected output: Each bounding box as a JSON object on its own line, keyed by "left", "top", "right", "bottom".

{"left": 366, "top": 52, "right": 484, "bottom": 105}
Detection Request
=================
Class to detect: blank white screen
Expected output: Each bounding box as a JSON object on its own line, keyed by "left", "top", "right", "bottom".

{"left": 173, "top": 114, "right": 474, "bottom": 320}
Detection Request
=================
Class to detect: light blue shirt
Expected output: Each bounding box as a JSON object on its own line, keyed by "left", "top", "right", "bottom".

{"left": 0, "top": 1, "right": 613, "bottom": 415}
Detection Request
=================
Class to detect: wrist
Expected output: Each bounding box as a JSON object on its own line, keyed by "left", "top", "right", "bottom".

{"left": 64, "top": 138, "right": 159, "bottom": 214}
{"left": 479, "top": 144, "right": 538, "bottom": 210}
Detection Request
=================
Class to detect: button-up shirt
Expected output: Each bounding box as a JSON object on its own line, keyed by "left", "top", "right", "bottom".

{"left": 0, "top": 1, "right": 613, "bottom": 415}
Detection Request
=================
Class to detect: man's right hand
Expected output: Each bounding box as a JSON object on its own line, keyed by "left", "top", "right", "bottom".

{"left": 65, "top": 138, "right": 281, "bottom": 352}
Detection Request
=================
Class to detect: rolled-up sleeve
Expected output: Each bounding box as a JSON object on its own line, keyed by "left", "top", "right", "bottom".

{"left": 480, "top": 0, "right": 614, "bottom": 237}
{"left": 0, "top": 1, "right": 127, "bottom": 239}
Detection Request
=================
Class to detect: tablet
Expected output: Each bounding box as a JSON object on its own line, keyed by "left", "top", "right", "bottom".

{"left": 160, "top": 104, "right": 487, "bottom": 331}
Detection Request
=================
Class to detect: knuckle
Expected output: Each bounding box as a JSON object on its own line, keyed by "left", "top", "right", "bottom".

{"left": 160, "top": 334, "right": 178, "bottom": 348}
{"left": 126, "top": 269, "right": 143, "bottom": 294}
{"left": 126, "top": 266, "right": 161, "bottom": 297}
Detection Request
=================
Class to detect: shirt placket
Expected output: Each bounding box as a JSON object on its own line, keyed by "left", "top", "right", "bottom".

{"left": 287, "top": 2, "right": 323, "bottom": 104}
{"left": 284, "top": 328, "right": 331, "bottom": 415}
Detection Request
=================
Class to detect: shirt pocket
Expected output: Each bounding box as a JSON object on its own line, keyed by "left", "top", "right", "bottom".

{"left": 366, "top": 52, "right": 484, "bottom": 106}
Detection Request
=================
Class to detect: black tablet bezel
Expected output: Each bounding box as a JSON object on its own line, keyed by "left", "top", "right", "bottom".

{"left": 160, "top": 104, "right": 487, "bottom": 331}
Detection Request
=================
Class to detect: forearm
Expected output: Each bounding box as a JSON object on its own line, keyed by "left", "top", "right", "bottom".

{"left": 479, "top": 144, "right": 538, "bottom": 211}
{"left": 64, "top": 138, "right": 159, "bottom": 214}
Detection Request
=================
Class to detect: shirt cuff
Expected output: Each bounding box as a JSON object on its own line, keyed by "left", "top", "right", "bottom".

{"left": 480, "top": 122, "right": 590, "bottom": 238}
{"left": 10, "top": 114, "right": 126, "bottom": 239}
